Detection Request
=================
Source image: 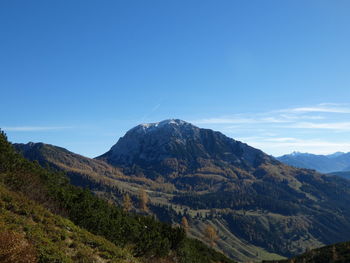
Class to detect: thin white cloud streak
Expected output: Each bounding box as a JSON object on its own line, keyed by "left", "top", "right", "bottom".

{"left": 193, "top": 103, "right": 350, "bottom": 155}
{"left": 193, "top": 113, "right": 333, "bottom": 126}
{"left": 264, "top": 137, "right": 299, "bottom": 142}
{"left": 200, "top": 123, "right": 350, "bottom": 134}
{"left": 288, "top": 122, "right": 350, "bottom": 131}
{"left": 193, "top": 116, "right": 296, "bottom": 125}
{"left": 151, "top": 103, "right": 161, "bottom": 112}
{"left": 193, "top": 103, "right": 350, "bottom": 132}
{"left": 289, "top": 107, "right": 350, "bottom": 113}
{"left": 2, "top": 126, "right": 71, "bottom": 132}
{"left": 278, "top": 114, "right": 325, "bottom": 120}
{"left": 193, "top": 118, "right": 257, "bottom": 124}
{"left": 282, "top": 103, "right": 350, "bottom": 114}
{"left": 141, "top": 102, "right": 162, "bottom": 123}
{"left": 236, "top": 137, "right": 325, "bottom": 145}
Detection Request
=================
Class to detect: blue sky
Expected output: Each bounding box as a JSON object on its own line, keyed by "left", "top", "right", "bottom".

{"left": 1, "top": 0, "right": 350, "bottom": 157}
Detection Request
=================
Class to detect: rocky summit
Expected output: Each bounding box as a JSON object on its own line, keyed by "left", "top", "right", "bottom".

{"left": 97, "top": 119, "right": 276, "bottom": 180}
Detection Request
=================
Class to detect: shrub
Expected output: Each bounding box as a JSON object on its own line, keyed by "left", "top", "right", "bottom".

{"left": 0, "top": 230, "right": 37, "bottom": 263}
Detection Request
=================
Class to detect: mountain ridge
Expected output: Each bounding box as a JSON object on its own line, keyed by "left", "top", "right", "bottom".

{"left": 97, "top": 119, "right": 277, "bottom": 186}
{"left": 13, "top": 120, "right": 350, "bottom": 262}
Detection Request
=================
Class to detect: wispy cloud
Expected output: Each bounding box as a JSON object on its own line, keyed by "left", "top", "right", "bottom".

{"left": 234, "top": 136, "right": 350, "bottom": 156}
{"left": 2, "top": 126, "right": 71, "bottom": 132}
{"left": 193, "top": 103, "right": 350, "bottom": 155}
{"left": 193, "top": 115, "right": 316, "bottom": 126}
{"left": 193, "top": 116, "right": 300, "bottom": 125}
{"left": 194, "top": 117, "right": 257, "bottom": 124}
{"left": 247, "top": 138, "right": 350, "bottom": 156}
{"left": 282, "top": 103, "right": 350, "bottom": 114}
{"left": 192, "top": 105, "right": 342, "bottom": 126}
{"left": 288, "top": 122, "right": 350, "bottom": 131}
{"left": 193, "top": 103, "right": 350, "bottom": 131}
{"left": 264, "top": 137, "right": 299, "bottom": 142}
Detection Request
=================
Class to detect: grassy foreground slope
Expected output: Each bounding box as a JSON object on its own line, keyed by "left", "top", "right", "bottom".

{"left": 0, "top": 183, "right": 139, "bottom": 263}
{"left": 0, "top": 130, "right": 234, "bottom": 263}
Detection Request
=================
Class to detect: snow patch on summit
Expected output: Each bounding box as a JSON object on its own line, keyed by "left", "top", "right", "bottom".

{"left": 135, "top": 119, "right": 190, "bottom": 132}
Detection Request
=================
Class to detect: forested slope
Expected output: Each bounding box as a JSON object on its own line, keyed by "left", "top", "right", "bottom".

{"left": 0, "top": 130, "right": 234, "bottom": 263}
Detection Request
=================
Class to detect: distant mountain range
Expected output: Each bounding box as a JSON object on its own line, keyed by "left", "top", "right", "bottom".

{"left": 13, "top": 119, "right": 350, "bottom": 262}
{"left": 277, "top": 151, "right": 350, "bottom": 173}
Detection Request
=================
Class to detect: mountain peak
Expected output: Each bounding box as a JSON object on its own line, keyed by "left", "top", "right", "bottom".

{"left": 131, "top": 119, "right": 194, "bottom": 134}
{"left": 141, "top": 119, "right": 189, "bottom": 127}
{"left": 123, "top": 119, "right": 200, "bottom": 141}
{"left": 97, "top": 119, "right": 273, "bottom": 179}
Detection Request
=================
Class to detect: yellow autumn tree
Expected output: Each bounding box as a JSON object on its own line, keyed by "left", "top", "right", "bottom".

{"left": 123, "top": 193, "right": 133, "bottom": 212}
{"left": 204, "top": 224, "right": 219, "bottom": 247}
{"left": 139, "top": 189, "right": 148, "bottom": 212}
{"left": 181, "top": 216, "right": 189, "bottom": 233}
{"left": 332, "top": 245, "right": 338, "bottom": 261}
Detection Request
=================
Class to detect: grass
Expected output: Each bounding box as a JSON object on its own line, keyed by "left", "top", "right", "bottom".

{"left": 0, "top": 183, "right": 139, "bottom": 263}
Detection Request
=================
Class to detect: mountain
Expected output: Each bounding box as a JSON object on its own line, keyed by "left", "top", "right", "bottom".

{"left": 14, "top": 119, "right": 350, "bottom": 262}
{"left": 0, "top": 133, "right": 139, "bottom": 262}
{"left": 277, "top": 152, "right": 350, "bottom": 173}
{"left": 15, "top": 140, "right": 281, "bottom": 262}
{"left": 13, "top": 141, "right": 128, "bottom": 190}
{"left": 97, "top": 119, "right": 277, "bottom": 189}
{"left": 98, "top": 119, "right": 272, "bottom": 169}
{"left": 2, "top": 131, "right": 234, "bottom": 263}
